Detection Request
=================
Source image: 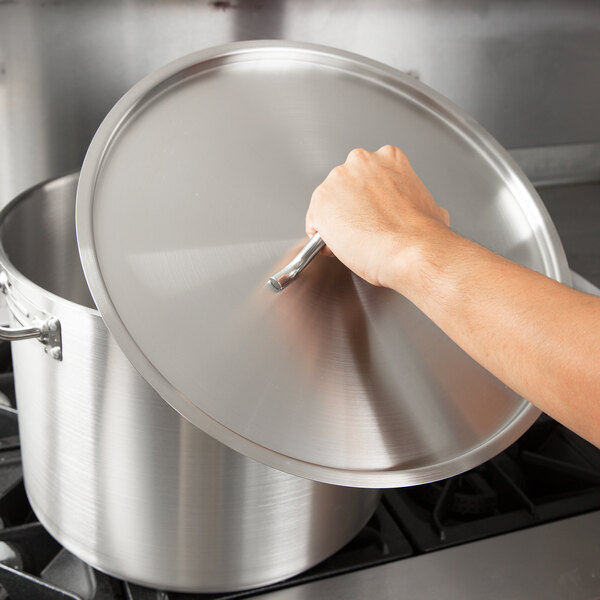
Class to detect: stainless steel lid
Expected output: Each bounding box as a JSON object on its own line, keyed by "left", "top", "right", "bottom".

{"left": 76, "top": 41, "right": 570, "bottom": 488}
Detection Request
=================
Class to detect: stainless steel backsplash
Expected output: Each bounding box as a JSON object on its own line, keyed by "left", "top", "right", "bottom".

{"left": 1, "top": 0, "right": 599, "bottom": 205}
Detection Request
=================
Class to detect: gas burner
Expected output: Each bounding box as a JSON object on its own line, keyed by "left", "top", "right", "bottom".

{"left": 407, "top": 470, "right": 500, "bottom": 519}
{"left": 384, "top": 415, "right": 600, "bottom": 551}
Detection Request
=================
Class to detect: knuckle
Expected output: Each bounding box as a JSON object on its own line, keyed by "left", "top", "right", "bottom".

{"left": 379, "top": 145, "right": 406, "bottom": 162}
{"left": 329, "top": 164, "right": 346, "bottom": 179}
{"left": 346, "top": 147, "right": 369, "bottom": 163}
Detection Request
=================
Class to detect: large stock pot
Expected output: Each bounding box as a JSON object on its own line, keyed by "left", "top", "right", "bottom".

{"left": 0, "top": 173, "right": 380, "bottom": 592}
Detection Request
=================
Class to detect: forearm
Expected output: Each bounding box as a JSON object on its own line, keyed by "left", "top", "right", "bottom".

{"left": 392, "top": 226, "right": 600, "bottom": 446}
{"left": 306, "top": 145, "right": 600, "bottom": 446}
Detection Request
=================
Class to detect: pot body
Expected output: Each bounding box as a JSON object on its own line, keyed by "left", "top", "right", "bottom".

{"left": 0, "top": 174, "right": 380, "bottom": 592}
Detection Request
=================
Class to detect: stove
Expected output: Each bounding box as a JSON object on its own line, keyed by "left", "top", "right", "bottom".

{"left": 0, "top": 329, "right": 599, "bottom": 600}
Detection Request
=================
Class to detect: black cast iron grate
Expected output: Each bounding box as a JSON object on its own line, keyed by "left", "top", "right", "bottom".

{"left": 384, "top": 414, "right": 600, "bottom": 552}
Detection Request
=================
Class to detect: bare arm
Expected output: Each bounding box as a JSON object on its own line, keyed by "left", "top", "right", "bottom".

{"left": 306, "top": 145, "right": 600, "bottom": 447}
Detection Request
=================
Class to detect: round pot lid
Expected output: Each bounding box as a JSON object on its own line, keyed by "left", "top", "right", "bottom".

{"left": 76, "top": 41, "right": 569, "bottom": 488}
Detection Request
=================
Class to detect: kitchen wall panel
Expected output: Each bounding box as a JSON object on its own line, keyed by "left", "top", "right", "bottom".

{"left": 1, "top": 0, "right": 599, "bottom": 204}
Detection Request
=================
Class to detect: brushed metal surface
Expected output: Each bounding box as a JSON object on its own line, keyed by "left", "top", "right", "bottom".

{"left": 77, "top": 41, "right": 570, "bottom": 488}
{"left": 0, "top": 174, "right": 380, "bottom": 592}
{"left": 2, "top": 1, "right": 599, "bottom": 208}
{"left": 251, "top": 512, "right": 600, "bottom": 600}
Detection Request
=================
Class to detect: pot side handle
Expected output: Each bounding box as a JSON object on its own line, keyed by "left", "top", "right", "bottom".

{"left": 0, "top": 271, "right": 63, "bottom": 361}
{"left": 0, "top": 322, "right": 43, "bottom": 341}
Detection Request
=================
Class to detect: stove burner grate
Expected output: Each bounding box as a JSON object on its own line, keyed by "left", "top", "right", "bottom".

{"left": 384, "top": 415, "right": 600, "bottom": 551}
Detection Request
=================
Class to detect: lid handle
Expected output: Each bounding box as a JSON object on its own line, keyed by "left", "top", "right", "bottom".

{"left": 268, "top": 233, "right": 325, "bottom": 292}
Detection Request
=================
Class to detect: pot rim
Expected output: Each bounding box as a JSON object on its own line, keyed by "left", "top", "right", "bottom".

{"left": 0, "top": 171, "right": 101, "bottom": 318}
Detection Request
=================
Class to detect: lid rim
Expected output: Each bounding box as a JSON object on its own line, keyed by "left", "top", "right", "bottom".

{"left": 76, "top": 40, "right": 569, "bottom": 488}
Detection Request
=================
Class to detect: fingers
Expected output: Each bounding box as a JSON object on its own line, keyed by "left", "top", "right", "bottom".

{"left": 344, "top": 145, "right": 409, "bottom": 172}
{"left": 305, "top": 212, "right": 317, "bottom": 237}
{"left": 306, "top": 184, "right": 321, "bottom": 237}
{"left": 306, "top": 145, "right": 425, "bottom": 261}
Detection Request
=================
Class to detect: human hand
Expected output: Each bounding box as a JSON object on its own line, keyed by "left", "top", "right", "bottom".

{"left": 305, "top": 145, "right": 450, "bottom": 291}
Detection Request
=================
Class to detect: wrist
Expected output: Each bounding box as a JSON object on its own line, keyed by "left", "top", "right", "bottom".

{"left": 385, "top": 222, "right": 459, "bottom": 304}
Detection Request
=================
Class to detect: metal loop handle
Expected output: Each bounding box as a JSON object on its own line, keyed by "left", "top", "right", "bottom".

{"left": 268, "top": 233, "right": 326, "bottom": 292}
{"left": 0, "top": 323, "right": 42, "bottom": 342}
{"left": 0, "top": 271, "right": 63, "bottom": 360}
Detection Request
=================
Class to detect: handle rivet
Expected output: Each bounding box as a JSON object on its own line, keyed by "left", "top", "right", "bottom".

{"left": 47, "top": 317, "right": 59, "bottom": 332}
{"left": 49, "top": 346, "right": 62, "bottom": 361}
